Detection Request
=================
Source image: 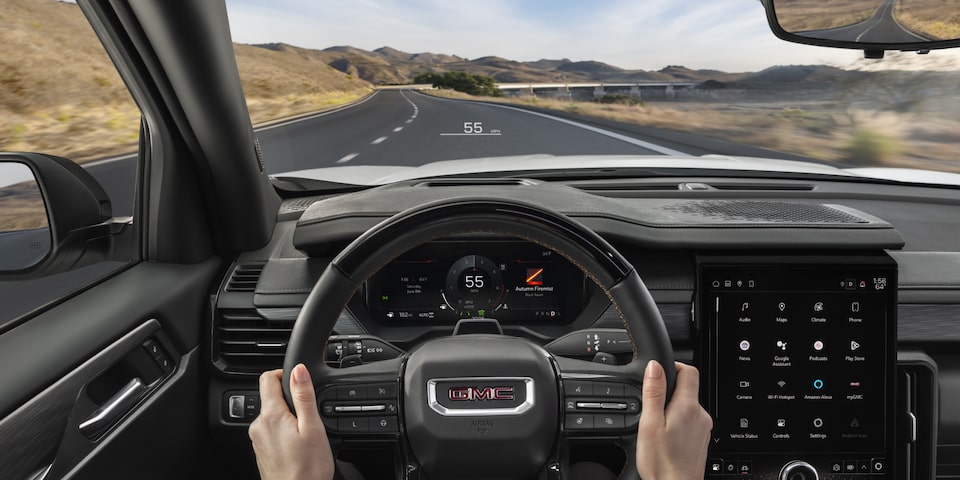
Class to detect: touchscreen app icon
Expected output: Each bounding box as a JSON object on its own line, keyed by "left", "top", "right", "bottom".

{"left": 739, "top": 340, "right": 751, "bottom": 351}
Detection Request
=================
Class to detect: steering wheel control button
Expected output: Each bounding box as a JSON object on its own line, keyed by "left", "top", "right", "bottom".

{"left": 565, "top": 414, "right": 594, "bottom": 430}
{"left": 595, "top": 414, "right": 625, "bottom": 430}
{"left": 563, "top": 380, "right": 593, "bottom": 396}
{"left": 595, "top": 382, "right": 623, "bottom": 397}
{"left": 338, "top": 417, "right": 369, "bottom": 433}
{"left": 369, "top": 416, "right": 398, "bottom": 433}
{"left": 368, "top": 383, "right": 397, "bottom": 399}
{"left": 576, "top": 402, "right": 603, "bottom": 409}
{"left": 337, "top": 385, "right": 367, "bottom": 400}
{"left": 334, "top": 405, "right": 363, "bottom": 413}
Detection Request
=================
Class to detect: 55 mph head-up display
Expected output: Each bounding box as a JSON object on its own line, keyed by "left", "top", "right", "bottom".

{"left": 697, "top": 256, "right": 897, "bottom": 479}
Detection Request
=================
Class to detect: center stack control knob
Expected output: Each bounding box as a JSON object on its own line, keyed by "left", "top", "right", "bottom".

{"left": 780, "top": 460, "right": 819, "bottom": 480}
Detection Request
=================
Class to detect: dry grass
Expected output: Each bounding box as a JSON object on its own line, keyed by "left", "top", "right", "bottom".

{"left": 774, "top": 0, "right": 883, "bottom": 31}
{"left": 0, "top": 181, "right": 48, "bottom": 231}
{"left": 425, "top": 89, "right": 960, "bottom": 174}
{"left": 894, "top": 0, "right": 960, "bottom": 40}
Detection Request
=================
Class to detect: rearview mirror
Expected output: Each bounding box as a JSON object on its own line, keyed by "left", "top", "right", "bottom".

{"left": 763, "top": 0, "right": 960, "bottom": 56}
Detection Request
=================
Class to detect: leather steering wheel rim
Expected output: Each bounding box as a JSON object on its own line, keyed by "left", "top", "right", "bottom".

{"left": 283, "top": 197, "right": 675, "bottom": 479}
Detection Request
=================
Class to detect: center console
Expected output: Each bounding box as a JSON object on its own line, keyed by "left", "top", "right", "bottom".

{"left": 696, "top": 255, "right": 897, "bottom": 480}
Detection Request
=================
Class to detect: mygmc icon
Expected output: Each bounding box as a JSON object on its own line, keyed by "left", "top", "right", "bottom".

{"left": 428, "top": 377, "right": 535, "bottom": 416}
{"left": 448, "top": 386, "right": 515, "bottom": 401}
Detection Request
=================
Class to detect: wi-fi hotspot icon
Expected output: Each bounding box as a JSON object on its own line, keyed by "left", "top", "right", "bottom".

{"left": 777, "top": 380, "right": 786, "bottom": 388}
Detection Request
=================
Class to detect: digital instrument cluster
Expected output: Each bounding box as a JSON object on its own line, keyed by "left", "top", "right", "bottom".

{"left": 697, "top": 256, "right": 897, "bottom": 479}
{"left": 365, "top": 241, "right": 587, "bottom": 324}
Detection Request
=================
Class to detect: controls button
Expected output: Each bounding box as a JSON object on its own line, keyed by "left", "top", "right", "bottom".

{"left": 322, "top": 416, "right": 338, "bottom": 432}
{"left": 813, "top": 417, "right": 824, "bottom": 428}
{"left": 337, "top": 385, "right": 367, "bottom": 400}
{"left": 871, "top": 458, "right": 886, "bottom": 473}
{"left": 595, "top": 383, "right": 624, "bottom": 397}
{"left": 723, "top": 461, "right": 737, "bottom": 474}
{"left": 338, "top": 417, "right": 369, "bottom": 433}
{"left": 368, "top": 383, "right": 397, "bottom": 399}
{"left": 334, "top": 405, "right": 363, "bottom": 413}
{"left": 843, "top": 460, "right": 858, "bottom": 474}
{"left": 600, "top": 402, "right": 627, "bottom": 410}
{"left": 829, "top": 460, "right": 843, "bottom": 473}
{"left": 564, "top": 381, "right": 593, "bottom": 396}
{"left": 156, "top": 354, "right": 173, "bottom": 373}
{"left": 339, "top": 354, "right": 362, "bottom": 368}
{"left": 322, "top": 403, "right": 335, "bottom": 416}
{"left": 244, "top": 395, "right": 260, "bottom": 420}
{"left": 384, "top": 400, "right": 398, "bottom": 414}
{"left": 565, "top": 414, "right": 593, "bottom": 430}
{"left": 707, "top": 459, "right": 723, "bottom": 475}
{"left": 369, "top": 416, "right": 398, "bottom": 433}
{"left": 318, "top": 387, "right": 337, "bottom": 401}
{"left": 595, "top": 414, "right": 625, "bottom": 430}
{"left": 228, "top": 395, "right": 244, "bottom": 419}
{"left": 565, "top": 400, "right": 577, "bottom": 412}
{"left": 858, "top": 461, "right": 871, "bottom": 473}
{"left": 627, "top": 400, "right": 640, "bottom": 413}
{"left": 576, "top": 402, "right": 603, "bottom": 409}
{"left": 142, "top": 339, "right": 162, "bottom": 357}
{"left": 592, "top": 352, "right": 617, "bottom": 364}
{"left": 327, "top": 342, "right": 344, "bottom": 362}
{"left": 737, "top": 461, "right": 751, "bottom": 475}
{"left": 361, "top": 404, "right": 386, "bottom": 412}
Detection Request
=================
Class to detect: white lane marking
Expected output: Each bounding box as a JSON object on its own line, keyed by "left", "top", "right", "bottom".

{"left": 336, "top": 153, "right": 359, "bottom": 163}
{"left": 372, "top": 136, "right": 388, "bottom": 145}
{"left": 406, "top": 119, "right": 414, "bottom": 124}
{"left": 393, "top": 127, "right": 404, "bottom": 132}
{"left": 257, "top": 90, "right": 381, "bottom": 132}
{"left": 416, "top": 92, "right": 686, "bottom": 156}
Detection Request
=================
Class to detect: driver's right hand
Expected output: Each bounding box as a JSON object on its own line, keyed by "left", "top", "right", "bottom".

{"left": 635, "top": 360, "right": 713, "bottom": 480}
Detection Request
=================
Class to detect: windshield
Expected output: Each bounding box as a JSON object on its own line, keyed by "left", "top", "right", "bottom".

{"left": 221, "top": 0, "right": 960, "bottom": 185}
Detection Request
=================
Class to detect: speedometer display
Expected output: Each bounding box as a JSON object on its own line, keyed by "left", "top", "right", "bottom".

{"left": 365, "top": 241, "right": 587, "bottom": 324}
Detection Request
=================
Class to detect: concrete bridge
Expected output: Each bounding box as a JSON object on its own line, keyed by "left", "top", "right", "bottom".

{"left": 378, "top": 82, "right": 702, "bottom": 100}
{"left": 496, "top": 82, "right": 701, "bottom": 100}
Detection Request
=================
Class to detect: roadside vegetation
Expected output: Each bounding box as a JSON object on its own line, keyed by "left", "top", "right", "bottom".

{"left": 894, "top": 0, "right": 960, "bottom": 40}
{"left": 414, "top": 71, "right": 503, "bottom": 97}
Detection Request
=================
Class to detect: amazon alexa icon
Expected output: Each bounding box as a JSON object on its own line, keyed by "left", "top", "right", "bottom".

{"left": 813, "top": 379, "right": 824, "bottom": 390}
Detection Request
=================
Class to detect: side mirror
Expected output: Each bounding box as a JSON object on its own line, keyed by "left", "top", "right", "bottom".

{"left": 0, "top": 153, "right": 115, "bottom": 276}
{"left": 762, "top": 0, "right": 960, "bottom": 57}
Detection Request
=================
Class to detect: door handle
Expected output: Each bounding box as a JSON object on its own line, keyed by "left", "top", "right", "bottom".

{"left": 78, "top": 377, "right": 147, "bottom": 439}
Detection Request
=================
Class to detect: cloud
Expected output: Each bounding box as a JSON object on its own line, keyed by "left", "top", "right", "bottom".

{"left": 224, "top": 0, "right": 954, "bottom": 72}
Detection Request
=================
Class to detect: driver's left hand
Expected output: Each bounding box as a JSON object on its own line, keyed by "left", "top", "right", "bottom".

{"left": 249, "top": 364, "right": 335, "bottom": 480}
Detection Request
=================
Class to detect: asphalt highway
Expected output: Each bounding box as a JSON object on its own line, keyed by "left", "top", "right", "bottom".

{"left": 797, "top": 0, "right": 929, "bottom": 44}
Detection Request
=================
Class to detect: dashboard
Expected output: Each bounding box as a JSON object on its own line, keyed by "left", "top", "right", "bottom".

{"left": 210, "top": 176, "right": 959, "bottom": 480}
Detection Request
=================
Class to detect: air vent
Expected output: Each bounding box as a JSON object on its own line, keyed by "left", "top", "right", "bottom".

{"left": 213, "top": 309, "right": 291, "bottom": 373}
{"left": 662, "top": 201, "right": 868, "bottom": 224}
{"left": 225, "top": 263, "right": 265, "bottom": 292}
{"left": 710, "top": 183, "right": 815, "bottom": 191}
{"left": 575, "top": 183, "right": 682, "bottom": 192}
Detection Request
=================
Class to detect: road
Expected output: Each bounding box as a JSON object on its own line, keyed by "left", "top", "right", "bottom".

{"left": 798, "top": 0, "right": 929, "bottom": 44}
{"left": 86, "top": 89, "right": 800, "bottom": 216}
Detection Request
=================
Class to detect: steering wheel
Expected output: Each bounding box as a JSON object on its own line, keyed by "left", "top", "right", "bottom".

{"left": 283, "top": 197, "right": 676, "bottom": 480}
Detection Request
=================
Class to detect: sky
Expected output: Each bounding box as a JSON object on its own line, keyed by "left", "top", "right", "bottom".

{"left": 222, "top": 0, "right": 960, "bottom": 72}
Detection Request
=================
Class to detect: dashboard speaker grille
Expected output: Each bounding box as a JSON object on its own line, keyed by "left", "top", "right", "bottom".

{"left": 663, "top": 201, "right": 868, "bottom": 224}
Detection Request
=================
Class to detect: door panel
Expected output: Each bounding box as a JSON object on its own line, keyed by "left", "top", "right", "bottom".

{"left": 0, "top": 259, "right": 219, "bottom": 480}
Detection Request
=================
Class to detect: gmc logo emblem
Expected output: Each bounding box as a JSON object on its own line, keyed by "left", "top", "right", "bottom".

{"left": 448, "top": 386, "right": 515, "bottom": 401}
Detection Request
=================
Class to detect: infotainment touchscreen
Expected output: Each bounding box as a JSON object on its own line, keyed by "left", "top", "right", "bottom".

{"left": 697, "top": 256, "right": 896, "bottom": 479}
